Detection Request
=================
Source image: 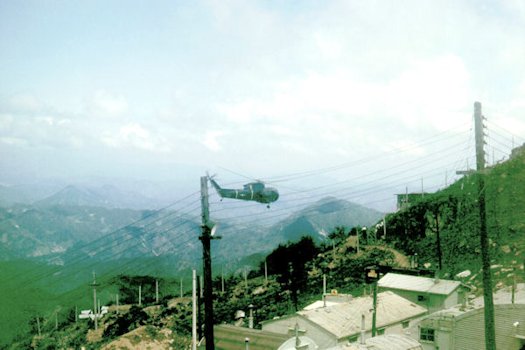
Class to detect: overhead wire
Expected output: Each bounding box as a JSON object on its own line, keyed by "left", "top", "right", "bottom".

{"left": 4, "top": 191, "right": 203, "bottom": 286}
{"left": 12, "top": 115, "right": 523, "bottom": 292}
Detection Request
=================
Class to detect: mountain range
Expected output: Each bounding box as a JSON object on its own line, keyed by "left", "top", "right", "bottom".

{"left": 0, "top": 184, "right": 383, "bottom": 278}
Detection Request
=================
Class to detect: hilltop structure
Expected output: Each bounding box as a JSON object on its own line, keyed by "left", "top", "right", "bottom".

{"left": 377, "top": 273, "right": 470, "bottom": 313}
{"left": 261, "top": 291, "right": 426, "bottom": 349}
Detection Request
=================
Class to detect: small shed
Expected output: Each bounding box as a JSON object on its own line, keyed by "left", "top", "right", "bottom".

{"left": 378, "top": 273, "right": 469, "bottom": 313}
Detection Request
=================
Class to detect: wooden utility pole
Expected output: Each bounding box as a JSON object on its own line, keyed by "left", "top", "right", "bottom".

{"left": 475, "top": 101, "right": 496, "bottom": 350}
{"left": 139, "top": 285, "right": 142, "bottom": 306}
{"left": 244, "top": 268, "right": 248, "bottom": 293}
{"left": 92, "top": 272, "right": 99, "bottom": 330}
{"left": 435, "top": 214, "right": 442, "bottom": 271}
{"left": 264, "top": 260, "right": 268, "bottom": 285}
{"left": 197, "top": 275, "right": 203, "bottom": 340}
{"left": 192, "top": 269, "right": 198, "bottom": 350}
{"left": 156, "top": 279, "right": 159, "bottom": 304}
{"left": 371, "top": 282, "right": 377, "bottom": 337}
{"left": 36, "top": 316, "right": 41, "bottom": 337}
{"left": 200, "top": 176, "right": 215, "bottom": 350}
{"left": 221, "top": 267, "right": 225, "bottom": 293}
{"left": 366, "top": 266, "right": 379, "bottom": 337}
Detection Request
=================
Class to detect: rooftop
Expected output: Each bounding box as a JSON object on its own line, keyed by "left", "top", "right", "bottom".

{"left": 327, "top": 334, "right": 422, "bottom": 350}
{"left": 297, "top": 291, "right": 426, "bottom": 339}
{"left": 378, "top": 273, "right": 462, "bottom": 296}
{"left": 210, "top": 324, "right": 289, "bottom": 350}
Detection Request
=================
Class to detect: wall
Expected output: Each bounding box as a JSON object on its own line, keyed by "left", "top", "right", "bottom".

{"left": 411, "top": 304, "right": 525, "bottom": 350}
{"left": 454, "top": 304, "right": 525, "bottom": 350}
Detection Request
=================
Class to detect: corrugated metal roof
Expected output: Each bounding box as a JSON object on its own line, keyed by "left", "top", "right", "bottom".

{"left": 378, "top": 273, "right": 461, "bottom": 295}
{"left": 211, "top": 324, "right": 289, "bottom": 350}
{"left": 326, "top": 334, "right": 422, "bottom": 350}
{"left": 365, "top": 334, "right": 422, "bottom": 350}
{"left": 303, "top": 300, "right": 343, "bottom": 310}
{"left": 297, "top": 291, "right": 426, "bottom": 339}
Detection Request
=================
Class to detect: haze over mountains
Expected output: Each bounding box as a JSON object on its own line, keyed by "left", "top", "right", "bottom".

{"left": 0, "top": 182, "right": 384, "bottom": 279}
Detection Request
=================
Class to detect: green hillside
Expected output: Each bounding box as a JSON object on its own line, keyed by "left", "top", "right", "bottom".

{"left": 0, "top": 260, "right": 56, "bottom": 346}
{"left": 383, "top": 149, "right": 525, "bottom": 286}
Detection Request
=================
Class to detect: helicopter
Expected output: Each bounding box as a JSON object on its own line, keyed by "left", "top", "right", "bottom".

{"left": 209, "top": 176, "right": 279, "bottom": 207}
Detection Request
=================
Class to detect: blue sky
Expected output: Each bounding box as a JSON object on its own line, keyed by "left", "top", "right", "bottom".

{"left": 1, "top": 0, "right": 524, "bottom": 210}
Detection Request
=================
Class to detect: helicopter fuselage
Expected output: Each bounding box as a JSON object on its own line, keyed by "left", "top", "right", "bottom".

{"left": 210, "top": 179, "right": 279, "bottom": 204}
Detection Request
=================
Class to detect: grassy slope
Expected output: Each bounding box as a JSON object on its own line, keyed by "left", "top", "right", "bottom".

{"left": 0, "top": 260, "right": 56, "bottom": 346}
{"left": 385, "top": 150, "right": 525, "bottom": 288}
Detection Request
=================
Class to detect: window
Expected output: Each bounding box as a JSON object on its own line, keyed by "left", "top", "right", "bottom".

{"left": 420, "top": 327, "right": 435, "bottom": 342}
{"left": 417, "top": 295, "right": 427, "bottom": 302}
{"left": 377, "top": 328, "right": 385, "bottom": 335}
{"left": 402, "top": 321, "right": 410, "bottom": 329}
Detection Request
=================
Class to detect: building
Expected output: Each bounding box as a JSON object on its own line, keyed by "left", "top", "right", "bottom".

{"left": 303, "top": 292, "right": 353, "bottom": 311}
{"left": 396, "top": 193, "right": 426, "bottom": 210}
{"left": 378, "top": 273, "right": 469, "bottom": 313}
{"left": 327, "top": 334, "right": 423, "bottom": 350}
{"left": 411, "top": 303, "right": 525, "bottom": 350}
{"left": 209, "top": 324, "right": 289, "bottom": 350}
{"left": 261, "top": 291, "right": 427, "bottom": 349}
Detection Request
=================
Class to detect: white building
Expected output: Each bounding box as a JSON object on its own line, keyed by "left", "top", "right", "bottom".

{"left": 410, "top": 303, "right": 525, "bottom": 350}
{"left": 262, "top": 291, "right": 427, "bottom": 349}
{"left": 378, "top": 273, "right": 470, "bottom": 313}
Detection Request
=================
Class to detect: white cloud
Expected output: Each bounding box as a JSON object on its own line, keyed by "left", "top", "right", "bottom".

{"left": 87, "top": 90, "right": 128, "bottom": 118}
{"left": 203, "top": 130, "right": 225, "bottom": 152}
{"left": 101, "top": 122, "right": 171, "bottom": 153}
{"left": 0, "top": 137, "right": 28, "bottom": 146}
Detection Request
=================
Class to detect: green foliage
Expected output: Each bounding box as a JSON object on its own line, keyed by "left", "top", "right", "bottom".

{"left": 111, "top": 275, "right": 161, "bottom": 305}
{"left": 103, "top": 305, "right": 150, "bottom": 338}
{"left": 381, "top": 152, "right": 525, "bottom": 282}
{"left": 159, "top": 300, "right": 192, "bottom": 335}
{"left": 261, "top": 236, "right": 320, "bottom": 310}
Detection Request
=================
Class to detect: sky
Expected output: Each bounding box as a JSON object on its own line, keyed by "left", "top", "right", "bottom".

{"left": 1, "top": 0, "right": 525, "bottom": 211}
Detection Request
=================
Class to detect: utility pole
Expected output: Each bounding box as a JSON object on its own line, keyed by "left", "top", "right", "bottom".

{"left": 366, "top": 267, "right": 379, "bottom": 337}
{"left": 371, "top": 281, "right": 377, "bottom": 337}
{"left": 139, "top": 285, "right": 142, "bottom": 306}
{"left": 116, "top": 294, "right": 119, "bottom": 315}
{"left": 192, "top": 269, "right": 198, "bottom": 350}
{"left": 474, "top": 101, "right": 496, "bottom": 350}
{"left": 244, "top": 268, "right": 248, "bottom": 294}
{"left": 197, "top": 275, "right": 203, "bottom": 340}
{"left": 221, "top": 267, "right": 225, "bottom": 293}
{"left": 436, "top": 213, "right": 442, "bottom": 271}
{"left": 36, "top": 316, "right": 41, "bottom": 337}
{"left": 55, "top": 311, "right": 58, "bottom": 330}
{"left": 248, "top": 304, "right": 254, "bottom": 329}
{"left": 323, "top": 274, "right": 327, "bottom": 308}
{"left": 156, "top": 279, "right": 159, "bottom": 304}
{"left": 200, "top": 176, "right": 215, "bottom": 350}
{"left": 92, "top": 272, "right": 99, "bottom": 330}
{"left": 264, "top": 260, "right": 268, "bottom": 285}
{"left": 382, "top": 216, "right": 387, "bottom": 240}
{"left": 180, "top": 277, "right": 184, "bottom": 298}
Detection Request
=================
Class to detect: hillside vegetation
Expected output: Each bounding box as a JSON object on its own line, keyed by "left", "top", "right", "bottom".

{"left": 384, "top": 148, "right": 525, "bottom": 288}
{"left": 2, "top": 148, "right": 525, "bottom": 348}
